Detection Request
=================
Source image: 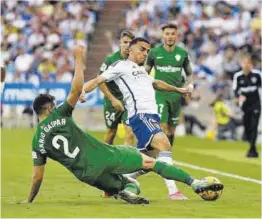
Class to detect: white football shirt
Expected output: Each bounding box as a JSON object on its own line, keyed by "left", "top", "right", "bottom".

{"left": 101, "top": 59, "right": 158, "bottom": 118}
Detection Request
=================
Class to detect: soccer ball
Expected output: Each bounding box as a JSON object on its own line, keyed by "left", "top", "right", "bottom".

{"left": 199, "top": 176, "right": 223, "bottom": 201}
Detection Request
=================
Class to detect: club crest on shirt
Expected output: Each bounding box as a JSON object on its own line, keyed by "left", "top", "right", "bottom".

{"left": 251, "top": 77, "right": 257, "bottom": 83}
{"left": 175, "top": 55, "right": 181, "bottom": 62}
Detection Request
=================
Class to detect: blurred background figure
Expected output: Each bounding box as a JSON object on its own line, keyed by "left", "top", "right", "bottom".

{"left": 210, "top": 94, "right": 241, "bottom": 141}
{"left": 233, "top": 55, "right": 261, "bottom": 158}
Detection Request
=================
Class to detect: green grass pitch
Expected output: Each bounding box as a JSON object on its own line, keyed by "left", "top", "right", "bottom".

{"left": 1, "top": 128, "right": 261, "bottom": 218}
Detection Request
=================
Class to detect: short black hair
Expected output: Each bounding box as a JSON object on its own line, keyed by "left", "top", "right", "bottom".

{"left": 161, "top": 23, "right": 178, "bottom": 31}
{"left": 129, "top": 37, "right": 150, "bottom": 48}
{"left": 33, "top": 93, "right": 55, "bottom": 116}
{"left": 120, "top": 29, "right": 135, "bottom": 40}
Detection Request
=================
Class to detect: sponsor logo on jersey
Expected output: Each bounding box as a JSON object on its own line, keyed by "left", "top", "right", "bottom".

{"left": 100, "top": 63, "right": 107, "bottom": 72}
{"left": 156, "top": 65, "right": 181, "bottom": 72}
{"left": 175, "top": 55, "right": 181, "bottom": 61}
{"left": 156, "top": 56, "right": 164, "bottom": 59}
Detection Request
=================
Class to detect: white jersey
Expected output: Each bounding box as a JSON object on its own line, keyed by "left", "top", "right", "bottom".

{"left": 101, "top": 59, "right": 158, "bottom": 118}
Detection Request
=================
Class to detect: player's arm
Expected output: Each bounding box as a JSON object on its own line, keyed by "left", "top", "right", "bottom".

{"left": 66, "top": 45, "right": 86, "bottom": 108}
{"left": 232, "top": 73, "right": 246, "bottom": 106}
{"left": 80, "top": 64, "right": 123, "bottom": 103}
{"left": 183, "top": 54, "right": 194, "bottom": 92}
{"left": 28, "top": 165, "right": 45, "bottom": 203}
{"left": 98, "top": 61, "right": 124, "bottom": 111}
{"left": 79, "top": 76, "right": 110, "bottom": 103}
{"left": 144, "top": 50, "right": 154, "bottom": 73}
{"left": 99, "top": 83, "right": 124, "bottom": 111}
{"left": 153, "top": 79, "right": 190, "bottom": 94}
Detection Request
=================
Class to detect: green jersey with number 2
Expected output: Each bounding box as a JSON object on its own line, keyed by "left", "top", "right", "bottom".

{"left": 32, "top": 101, "right": 136, "bottom": 184}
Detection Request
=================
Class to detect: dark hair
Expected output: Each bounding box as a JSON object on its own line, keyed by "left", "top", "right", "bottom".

{"left": 120, "top": 29, "right": 135, "bottom": 40}
{"left": 161, "top": 23, "right": 178, "bottom": 31}
{"left": 33, "top": 93, "right": 55, "bottom": 116}
{"left": 129, "top": 37, "right": 150, "bottom": 48}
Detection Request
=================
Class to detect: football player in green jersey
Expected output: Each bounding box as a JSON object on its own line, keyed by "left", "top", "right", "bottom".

{"left": 26, "top": 45, "right": 223, "bottom": 205}
{"left": 99, "top": 30, "right": 136, "bottom": 146}
{"left": 144, "top": 23, "right": 194, "bottom": 199}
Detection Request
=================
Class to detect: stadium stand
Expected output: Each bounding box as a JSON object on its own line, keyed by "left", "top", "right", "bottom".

{"left": 1, "top": 0, "right": 103, "bottom": 84}
{"left": 1, "top": 0, "right": 261, "bottom": 141}
{"left": 116, "top": 0, "right": 261, "bottom": 140}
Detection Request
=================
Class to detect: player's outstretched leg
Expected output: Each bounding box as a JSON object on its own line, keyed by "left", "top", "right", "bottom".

{"left": 141, "top": 153, "right": 224, "bottom": 198}
{"left": 94, "top": 172, "right": 149, "bottom": 204}
{"left": 190, "top": 178, "right": 224, "bottom": 194}
{"left": 117, "top": 190, "right": 149, "bottom": 204}
{"left": 117, "top": 178, "right": 149, "bottom": 204}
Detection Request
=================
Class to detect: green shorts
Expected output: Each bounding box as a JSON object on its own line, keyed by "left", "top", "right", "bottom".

{"left": 91, "top": 145, "right": 143, "bottom": 194}
{"left": 156, "top": 91, "right": 182, "bottom": 126}
{"left": 103, "top": 97, "right": 128, "bottom": 129}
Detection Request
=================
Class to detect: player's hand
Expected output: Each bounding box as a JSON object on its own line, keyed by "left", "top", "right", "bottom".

{"left": 79, "top": 90, "right": 87, "bottom": 103}
{"left": 112, "top": 99, "right": 125, "bottom": 112}
{"left": 73, "top": 45, "right": 85, "bottom": 59}
{"left": 238, "top": 95, "right": 246, "bottom": 107}
{"left": 187, "top": 84, "right": 194, "bottom": 92}
{"left": 176, "top": 87, "right": 191, "bottom": 94}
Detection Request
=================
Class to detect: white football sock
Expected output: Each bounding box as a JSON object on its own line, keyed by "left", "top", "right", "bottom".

{"left": 157, "top": 151, "right": 178, "bottom": 195}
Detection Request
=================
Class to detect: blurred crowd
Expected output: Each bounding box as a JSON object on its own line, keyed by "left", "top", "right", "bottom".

{"left": 1, "top": 0, "right": 104, "bottom": 84}
{"left": 120, "top": 0, "right": 261, "bottom": 140}
{"left": 122, "top": 0, "right": 261, "bottom": 96}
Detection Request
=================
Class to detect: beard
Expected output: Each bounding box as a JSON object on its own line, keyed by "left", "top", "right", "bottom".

{"left": 165, "top": 40, "right": 175, "bottom": 47}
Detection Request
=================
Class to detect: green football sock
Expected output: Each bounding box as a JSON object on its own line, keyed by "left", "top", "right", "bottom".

{"left": 168, "top": 134, "right": 174, "bottom": 147}
{"left": 123, "top": 183, "right": 140, "bottom": 195}
{"left": 153, "top": 161, "right": 194, "bottom": 186}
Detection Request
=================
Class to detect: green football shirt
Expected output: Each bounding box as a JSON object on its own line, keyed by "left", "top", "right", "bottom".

{"left": 146, "top": 45, "right": 192, "bottom": 94}
{"left": 31, "top": 101, "right": 116, "bottom": 183}
{"left": 99, "top": 50, "right": 125, "bottom": 100}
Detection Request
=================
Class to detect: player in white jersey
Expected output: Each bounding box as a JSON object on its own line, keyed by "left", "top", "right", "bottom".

{"left": 101, "top": 59, "right": 158, "bottom": 118}
{"left": 80, "top": 38, "right": 191, "bottom": 200}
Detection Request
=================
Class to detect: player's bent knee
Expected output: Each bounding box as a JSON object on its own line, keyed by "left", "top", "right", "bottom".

{"left": 141, "top": 153, "right": 156, "bottom": 169}
{"left": 150, "top": 132, "right": 171, "bottom": 152}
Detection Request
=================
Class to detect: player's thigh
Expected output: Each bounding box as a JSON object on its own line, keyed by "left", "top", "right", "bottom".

{"left": 123, "top": 124, "right": 136, "bottom": 145}
{"left": 109, "top": 145, "right": 143, "bottom": 174}
{"left": 167, "top": 95, "right": 182, "bottom": 127}
{"left": 93, "top": 172, "right": 129, "bottom": 194}
{"left": 103, "top": 99, "right": 123, "bottom": 129}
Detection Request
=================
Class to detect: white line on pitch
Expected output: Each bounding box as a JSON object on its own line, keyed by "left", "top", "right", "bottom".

{"left": 173, "top": 161, "right": 262, "bottom": 185}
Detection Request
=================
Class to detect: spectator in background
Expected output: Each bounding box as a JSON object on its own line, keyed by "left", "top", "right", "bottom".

{"left": 37, "top": 58, "right": 56, "bottom": 82}
{"left": 181, "top": 94, "right": 206, "bottom": 136}
{"left": 222, "top": 45, "right": 241, "bottom": 80}
{"left": 1, "top": 0, "right": 103, "bottom": 83}
{"left": 14, "top": 47, "right": 34, "bottom": 79}
{"left": 210, "top": 94, "right": 237, "bottom": 141}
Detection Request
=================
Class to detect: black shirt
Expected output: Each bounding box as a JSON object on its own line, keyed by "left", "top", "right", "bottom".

{"left": 233, "top": 69, "right": 261, "bottom": 111}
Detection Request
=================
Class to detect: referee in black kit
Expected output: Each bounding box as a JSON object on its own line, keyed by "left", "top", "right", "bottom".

{"left": 233, "top": 55, "right": 261, "bottom": 158}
